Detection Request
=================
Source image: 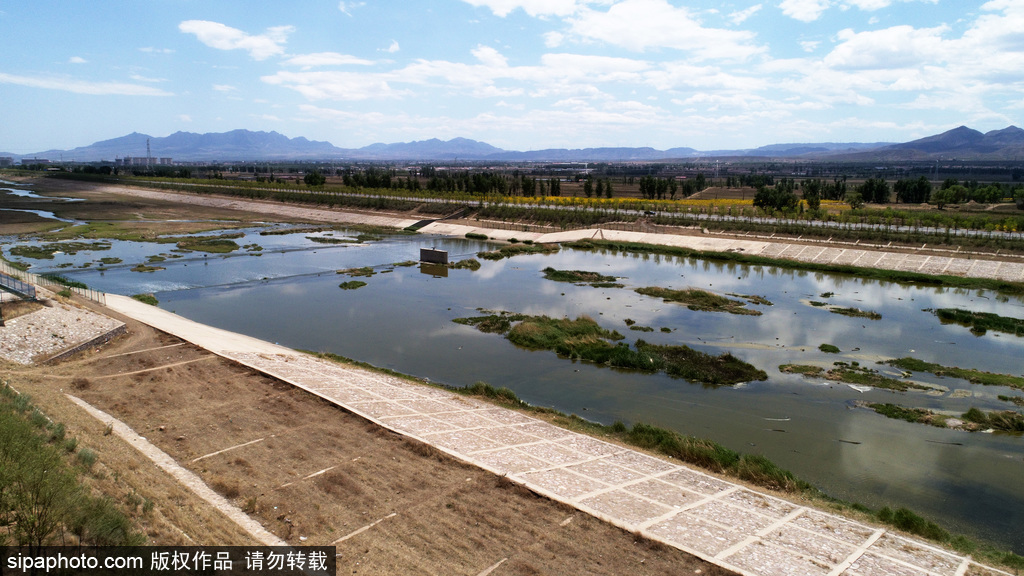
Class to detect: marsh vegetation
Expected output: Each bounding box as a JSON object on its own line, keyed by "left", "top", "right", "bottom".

{"left": 887, "top": 357, "right": 1024, "bottom": 390}
{"left": 634, "top": 286, "right": 763, "bottom": 315}
{"left": 780, "top": 362, "right": 929, "bottom": 391}
{"left": 455, "top": 313, "right": 767, "bottom": 385}
{"left": 477, "top": 243, "right": 560, "bottom": 260}
{"left": 934, "top": 308, "right": 1024, "bottom": 337}
{"left": 867, "top": 402, "right": 1024, "bottom": 432}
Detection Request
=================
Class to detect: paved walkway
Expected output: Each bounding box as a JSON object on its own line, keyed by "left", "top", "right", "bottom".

{"left": 420, "top": 223, "right": 1024, "bottom": 283}
{"left": 104, "top": 295, "right": 1007, "bottom": 576}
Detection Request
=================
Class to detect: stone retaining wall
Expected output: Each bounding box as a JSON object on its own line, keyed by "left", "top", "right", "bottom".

{"left": 40, "top": 323, "right": 127, "bottom": 364}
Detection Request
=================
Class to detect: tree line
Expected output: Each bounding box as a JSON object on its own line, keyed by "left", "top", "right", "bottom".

{"left": 754, "top": 175, "right": 1023, "bottom": 212}
{"left": 636, "top": 174, "right": 708, "bottom": 200}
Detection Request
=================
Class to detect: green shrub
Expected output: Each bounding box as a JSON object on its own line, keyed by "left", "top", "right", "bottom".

{"left": 462, "top": 382, "right": 522, "bottom": 405}
{"left": 736, "top": 454, "right": 803, "bottom": 492}
{"left": 77, "top": 448, "right": 98, "bottom": 469}
{"left": 48, "top": 422, "right": 66, "bottom": 443}
{"left": 30, "top": 409, "right": 49, "bottom": 428}
{"left": 878, "top": 507, "right": 950, "bottom": 542}
{"left": 130, "top": 293, "right": 159, "bottom": 306}
{"left": 961, "top": 407, "right": 989, "bottom": 425}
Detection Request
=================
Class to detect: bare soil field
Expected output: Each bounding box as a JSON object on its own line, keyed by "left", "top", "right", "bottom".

{"left": 3, "top": 296, "right": 734, "bottom": 575}
{"left": 1, "top": 177, "right": 306, "bottom": 236}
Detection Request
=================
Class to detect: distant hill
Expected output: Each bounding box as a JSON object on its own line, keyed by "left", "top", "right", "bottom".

{"left": 710, "top": 142, "right": 893, "bottom": 157}
{"left": 357, "top": 137, "right": 504, "bottom": 160}
{"left": 17, "top": 130, "right": 346, "bottom": 162}
{"left": 843, "top": 126, "right": 1024, "bottom": 161}
{"left": 6, "top": 126, "right": 1023, "bottom": 163}
{"left": 485, "top": 146, "right": 700, "bottom": 162}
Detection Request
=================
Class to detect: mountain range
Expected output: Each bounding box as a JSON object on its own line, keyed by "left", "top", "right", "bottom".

{"left": 5, "top": 126, "right": 1024, "bottom": 163}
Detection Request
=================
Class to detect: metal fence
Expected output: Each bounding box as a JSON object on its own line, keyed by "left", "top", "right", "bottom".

{"left": 0, "top": 260, "right": 106, "bottom": 305}
{"left": 0, "top": 271, "right": 36, "bottom": 300}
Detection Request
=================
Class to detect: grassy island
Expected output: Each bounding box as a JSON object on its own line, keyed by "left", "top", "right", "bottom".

{"left": 934, "top": 308, "right": 1024, "bottom": 337}
{"left": 541, "top": 267, "right": 622, "bottom": 287}
{"left": 455, "top": 313, "right": 766, "bottom": 385}
{"left": 635, "top": 286, "right": 762, "bottom": 315}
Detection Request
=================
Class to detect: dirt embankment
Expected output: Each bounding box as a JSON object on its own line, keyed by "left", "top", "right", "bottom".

{"left": 3, "top": 295, "right": 734, "bottom": 575}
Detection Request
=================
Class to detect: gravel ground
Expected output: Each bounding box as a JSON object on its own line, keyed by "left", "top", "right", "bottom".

{"left": 0, "top": 295, "right": 124, "bottom": 364}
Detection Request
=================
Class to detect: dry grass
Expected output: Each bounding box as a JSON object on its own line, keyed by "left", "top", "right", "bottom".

{"left": 2, "top": 299, "right": 45, "bottom": 321}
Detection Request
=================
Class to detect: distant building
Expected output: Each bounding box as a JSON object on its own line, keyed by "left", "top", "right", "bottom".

{"left": 0, "top": 157, "right": 12, "bottom": 167}
{"left": 19, "top": 158, "right": 51, "bottom": 165}
{"left": 115, "top": 156, "right": 173, "bottom": 167}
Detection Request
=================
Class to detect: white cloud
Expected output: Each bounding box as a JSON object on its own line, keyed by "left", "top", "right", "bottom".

{"left": 780, "top": 0, "right": 938, "bottom": 21}
{"left": 178, "top": 114, "right": 193, "bottom": 122}
{"left": 0, "top": 72, "right": 172, "bottom": 96}
{"left": 843, "top": 0, "right": 939, "bottom": 9}
{"left": 179, "top": 20, "right": 293, "bottom": 61}
{"left": 472, "top": 45, "right": 509, "bottom": 68}
{"left": 824, "top": 25, "right": 949, "bottom": 70}
{"left": 800, "top": 40, "right": 821, "bottom": 52}
{"left": 69, "top": 56, "right": 87, "bottom": 64}
{"left": 844, "top": 0, "right": 891, "bottom": 8}
{"left": 261, "top": 70, "right": 408, "bottom": 100}
{"left": 544, "top": 31, "right": 564, "bottom": 48}
{"left": 778, "top": 0, "right": 831, "bottom": 22}
{"left": 473, "top": 85, "right": 525, "bottom": 98}
{"left": 213, "top": 84, "right": 237, "bottom": 92}
{"left": 644, "top": 62, "right": 764, "bottom": 93}
{"left": 129, "top": 73, "right": 167, "bottom": 83}
{"left": 729, "top": 4, "right": 763, "bottom": 25}
{"left": 254, "top": 114, "right": 282, "bottom": 121}
{"left": 139, "top": 47, "right": 175, "bottom": 54}
{"left": 282, "top": 52, "right": 375, "bottom": 68}
{"left": 385, "top": 40, "right": 400, "bottom": 53}
{"left": 567, "top": 0, "right": 763, "bottom": 61}
{"left": 460, "top": 0, "right": 579, "bottom": 17}
{"left": 338, "top": 1, "right": 365, "bottom": 16}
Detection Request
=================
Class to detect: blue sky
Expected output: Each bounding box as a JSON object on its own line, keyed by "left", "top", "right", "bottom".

{"left": 1, "top": 0, "right": 1022, "bottom": 154}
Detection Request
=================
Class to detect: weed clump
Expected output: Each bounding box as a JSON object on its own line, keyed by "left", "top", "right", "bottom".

{"left": 878, "top": 507, "right": 950, "bottom": 542}
{"left": 130, "top": 293, "right": 159, "bottom": 306}
{"left": 448, "top": 258, "right": 481, "bottom": 270}
{"left": 337, "top": 266, "right": 375, "bottom": 277}
{"left": 477, "top": 243, "right": 559, "bottom": 260}
{"left": 76, "top": 447, "right": 98, "bottom": 469}
{"left": 829, "top": 307, "right": 882, "bottom": 320}
{"left": 541, "top": 267, "right": 618, "bottom": 285}
{"left": 635, "top": 286, "right": 762, "bottom": 316}
{"left": 461, "top": 382, "right": 523, "bottom": 405}
{"left": 888, "top": 357, "right": 1024, "bottom": 389}
{"left": 935, "top": 308, "right": 1024, "bottom": 337}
